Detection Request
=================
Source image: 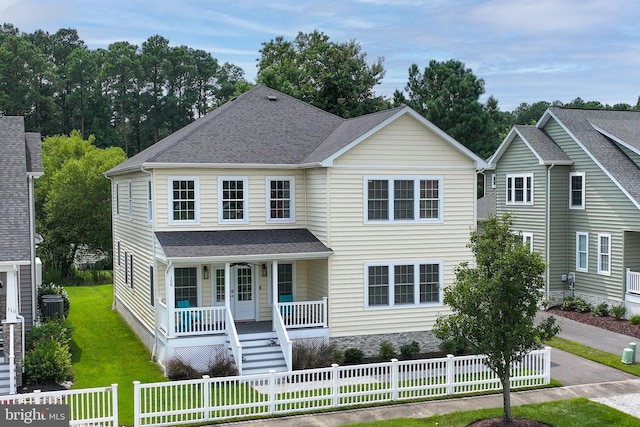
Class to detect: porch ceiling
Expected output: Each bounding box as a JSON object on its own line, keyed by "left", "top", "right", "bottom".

{"left": 155, "top": 228, "right": 332, "bottom": 261}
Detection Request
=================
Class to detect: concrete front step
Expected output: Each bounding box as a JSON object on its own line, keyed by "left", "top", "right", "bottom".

{"left": 232, "top": 332, "right": 289, "bottom": 375}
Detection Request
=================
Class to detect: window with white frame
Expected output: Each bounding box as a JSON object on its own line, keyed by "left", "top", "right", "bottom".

{"left": 219, "top": 177, "right": 248, "bottom": 223}
{"left": 597, "top": 233, "right": 611, "bottom": 275}
{"left": 127, "top": 181, "right": 132, "bottom": 219}
{"left": 576, "top": 232, "right": 588, "bottom": 272}
{"left": 491, "top": 174, "right": 496, "bottom": 189}
{"left": 366, "top": 261, "right": 442, "bottom": 308}
{"left": 569, "top": 172, "right": 585, "bottom": 209}
{"left": 521, "top": 232, "right": 534, "bottom": 252}
{"left": 506, "top": 173, "right": 533, "bottom": 205}
{"left": 366, "top": 177, "right": 442, "bottom": 222}
{"left": 149, "top": 265, "right": 154, "bottom": 306}
{"left": 267, "top": 177, "right": 294, "bottom": 222}
{"left": 277, "top": 263, "right": 294, "bottom": 301}
{"left": 115, "top": 182, "right": 120, "bottom": 216}
{"left": 169, "top": 177, "right": 199, "bottom": 223}
{"left": 175, "top": 267, "right": 198, "bottom": 307}
{"left": 147, "top": 179, "right": 153, "bottom": 223}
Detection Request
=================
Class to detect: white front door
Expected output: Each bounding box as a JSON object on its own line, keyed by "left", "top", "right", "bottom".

{"left": 232, "top": 265, "right": 256, "bottom": 321}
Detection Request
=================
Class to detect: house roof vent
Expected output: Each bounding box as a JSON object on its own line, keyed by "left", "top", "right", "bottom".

{"left": 267, "top": 95, "right": 278, "bottom": 101}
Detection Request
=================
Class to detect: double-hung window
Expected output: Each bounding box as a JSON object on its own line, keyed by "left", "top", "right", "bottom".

{"left": 219, "top": 177, "right": 248, "bottom": 223}
{"left": 576, "top": 232, "right": 588, "bottom": 272}
{"left": 169, "top": 177, "right": 199, "bottom": 224}
{"left": 366, "top": 177, "right": 442, "bottom": 222}
{"left": 521, "top": 232, "right": 534, "bottom": 252}
{"left": 127, "top": 181, "right": 133, "bottom": 219}
{"left": 569, "top": 172, "right": 585, "bottom": 209}
{"left": 267, "top": 177, "right": 294, "bottom": 222}
{"left": 506, "top": 173, "right": 533, "bottom": 205}
{"left": 366, "top": 261, "right": 442, "bottom": 308}
{"left": 147, "top": 179, "right": 153, "bottom": 223}
{"left": 597, "top": 233, "right": 611, "bottom": 275}
{"left": 115, "top": 182, "right": 120, "bottom": 216}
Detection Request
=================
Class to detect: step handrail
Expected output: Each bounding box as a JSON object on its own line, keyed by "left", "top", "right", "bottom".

{"left": 225, "top": 309, "right": 243, "bottom": 374}
{"left": 272, "top": 305, "right": 292, "bottom": 371}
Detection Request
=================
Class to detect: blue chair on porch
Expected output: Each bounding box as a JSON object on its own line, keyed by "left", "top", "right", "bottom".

{"left": 279, "top": 294, "right": 293, "bottom": 321}
{"left": 177, "top": 300, "right": 192, "bottom": 332}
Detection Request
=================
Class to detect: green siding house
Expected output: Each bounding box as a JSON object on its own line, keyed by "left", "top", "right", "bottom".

{"left": 489, "top": 108, "right": 640, "bottom": 317}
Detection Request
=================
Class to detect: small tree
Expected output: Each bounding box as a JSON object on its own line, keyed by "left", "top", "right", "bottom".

{"left": 433, "top": 214, "right": 559, "bottom": 423}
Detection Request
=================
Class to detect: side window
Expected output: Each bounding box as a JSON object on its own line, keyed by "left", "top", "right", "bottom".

{"left": 569, "top": 172, "right": 585, "bottom": 209}
{"left": 576, "top": 232, "right": 588, "bottom": 272}
{"left": 506, "top": 173, "right": 533, "bottom": 205}
{"left": 169, "top": 177, "right": 199, "bottom": 224}
{"left": 597, "top": 233, "right": 611, "bottom": 275}
{"left": 267, "top": 177, "right": 295, "bottom": 222}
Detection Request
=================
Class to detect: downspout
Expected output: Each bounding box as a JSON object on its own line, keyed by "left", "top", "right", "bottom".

{"left": 140, "top": 166, "right": 158, "bottom": 360}
{"left": 546, "top": 164, "right": 555, "bottom": 300}
{"left": 28, "top": 175, "right": 37, "bottom": 326}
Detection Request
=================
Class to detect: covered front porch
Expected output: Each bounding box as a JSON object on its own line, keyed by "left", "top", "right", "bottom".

{"left": 153, "top": 229, "right": 332, "bottom": 374}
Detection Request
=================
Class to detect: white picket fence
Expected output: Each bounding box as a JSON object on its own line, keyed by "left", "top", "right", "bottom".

{"left": 0, "top": 384, "right": 118, "bottom": 427}
{"left": 133, "top": 347, "right": 551, "bottom": 427}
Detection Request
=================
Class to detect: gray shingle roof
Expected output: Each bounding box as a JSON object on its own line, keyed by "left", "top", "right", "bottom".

{"left": 0, "top": 116, "right": 41, "bottom": 262}
{"left": 547, "top": 108, "right": 640, "bottom": 207}
{"left": 155, "top": 229, "right": 332, "bottom": 260}
{"left": 514, "top": 125, "right": 571, "bottom": 163}
{"left": 477, "top": 191, "right": 496, "bottom": 222}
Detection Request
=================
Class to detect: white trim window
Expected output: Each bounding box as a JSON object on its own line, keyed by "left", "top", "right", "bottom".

{"left": 569, "top": 172, "right": 586, "bottom": 209}
{"left": 266, "top": 177, "right": 295, "bottom": 223}
{"left": 169, "top": 177, "right": 199, "bottom": 224}
{"left": 219, "top": 177, "right": 248, "bottom": 223}
{"left": 576, "top": 232, "right": 588, "bottom": 272}
{"left": 365, "top": 261, "right": 442, "bottom": 308}
{"left": 365, "top": 176, "right": 442, "bottom": 222}
{"left": 115, "top": 181, "right": 120, "bottom": 216}
{"left": 147, "top": 179, "right": 153, "bottom": 223}
{"left": 127, "top": 180, "right": 133, "bottom": 219}
{"left": 597, "top": 233, "right": 611, "bottom": 276}
{"left": 491, "top": 174, "right": 496, "bottom": 189}
{"left": 521, "top": 232, "right": 534, "bottom": 252}
{"left": 506, "top": 173, "right": 533, "bottom": 205}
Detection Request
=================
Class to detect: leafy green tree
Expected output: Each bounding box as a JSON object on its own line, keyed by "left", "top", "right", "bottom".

{"left": 257, "top": 30, "right": 389, "bottom": 118}
{"left": 433, "top": 214, "right": 560, "bottom": 423}
{"left": 36, "top": 131, "right": 126, "bottom": 279}
{"left": 396, "top": 59, "right": 504, "bottom": 158}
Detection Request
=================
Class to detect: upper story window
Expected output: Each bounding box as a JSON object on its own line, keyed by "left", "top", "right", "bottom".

{"left": 147, "top": 179, "right": 153, "bottom": 223}
{"left": 127, "top": 181, "right": 133, "bottom": 219}
{"left": 169, "top": 177, "right": 199, "bottom": 224}
{"left": 569, "top": 172, "right": 585, "bottom": 209}
{"left": 366, "top": 261, "right": 442, "bottom": 308}
{"left": 576, "top": 232, "right": 588, "bottom": 272}
{"left": 365, "top": 177, "right": 442, "bottom": 222}
{"left": 521, "top": 232, "right": 534, "bottom": 252}
{"left": 267, "top": 177, "right": 295, "bottom": 222}
{"left": 115, "top": 182, "right": 120, "bottom": 216}
{"left": 506, "top": 173, "right": 533, "bottom": 205}
{"left": 597, "top": 233, "right": 611, "bottom": 276}
{"left": 219, "top": 177, "right": 248, "bottom": 223}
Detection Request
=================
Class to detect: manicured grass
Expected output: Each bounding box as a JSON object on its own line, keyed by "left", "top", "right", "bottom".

{"left": 548, "top": 336, "right": 640, "bottom": 377}
{"left": 66, "top": 284, "right": 166, "bottom": 426}
{"left": 344, "top": 397, "right": 640, "bottom": 426}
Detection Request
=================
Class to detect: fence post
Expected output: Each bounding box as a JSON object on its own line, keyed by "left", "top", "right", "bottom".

{"left": 391, "top": 359, "right": 399, "bottom": 401}
{"left": 268, "top": 370, "right": 277, "bottom": 414}
{"left": 446, "top": 354, "right": 455, "bottom": 395}
{"left": 33, "top": 390, "right": 41, "bottom": 404}
{"left": 202, "top": 375, "right": 211, "bottom": 422}
{"left": 544, "top": 347, "right": 552, "bottom": 384}
{"left": 111, "top": 384, "right": 119, "bottom": 427}
{"left": 331, "top": 364, "right": 340, "bottom": 407}
{"left": 133, "top": 381, "right": 141, "bottom": 427}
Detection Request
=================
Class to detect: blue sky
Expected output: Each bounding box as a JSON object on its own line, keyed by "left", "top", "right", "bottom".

{"left": 2, "top": 0, "right": 640, "bottom": 111}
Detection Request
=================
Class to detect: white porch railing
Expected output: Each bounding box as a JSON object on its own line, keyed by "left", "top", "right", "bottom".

{"left": 132, "top": 347, "right": 551, "bottom": 427}
{"left": 278, "top": 297, "right": 328, "bottom": 328}
{"left": 272, "top": 305, "right": 292, "bottom": 371}
{"left": 0, "top": 384, "right": 119, "bottom": 427}
{"left": 626, "top": 268, "right": 640, "bottom": 295}
{"left": 158, "top": 301, "right": 227, "bottom": 336}
{"left": 225, "top": 310, "right": 242, "bottom": 375}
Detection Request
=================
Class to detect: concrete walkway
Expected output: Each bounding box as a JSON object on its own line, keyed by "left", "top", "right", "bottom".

{"left": 214, "top": 312, "right": 640, "bottom": 426}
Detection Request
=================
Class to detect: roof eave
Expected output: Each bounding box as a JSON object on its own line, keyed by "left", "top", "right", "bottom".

{"left": 165, "top": 250, "right": 334, "bottom": 263}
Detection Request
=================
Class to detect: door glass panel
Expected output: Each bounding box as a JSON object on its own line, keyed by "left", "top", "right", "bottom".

{"left": 236, "top": 267, "right": 252, "bottom": 301}
{"left": 215, "top": 269, "right": 225, "bottom": 303}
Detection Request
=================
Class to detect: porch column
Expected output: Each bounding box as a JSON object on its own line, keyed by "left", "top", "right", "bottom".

{"left": 5, "top": 266, "right": 19, "bottom": 322}
{"left": 165, "top": 264, "right": 175, "bottom": 336}
{"left": 224, "top": 262, "right": 231, "bottom": 309}
{"left": 271, "top": 260, "right": 279, "bottom": 304}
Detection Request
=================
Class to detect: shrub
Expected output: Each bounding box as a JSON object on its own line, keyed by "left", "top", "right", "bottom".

{"left": 344, "top": 348, "right": 364, "bottom": 364}
{"left": 37, "top": 282, "right": 70, "bottom": 317}
{"left": 24, "top": 337, "right": 73, "bottom": 385}
{"left": 611, "top": 305, "right": 627, "bottom": 320}
{"left": 292, "top": 340, "right": 336, "bottom": 370}
{"left": 630, "top": 315, "right": 640, "bottom": 326}
{"left": 332, "top": 350, "right": 345, "bottom": 365}
{"left": 399, "top": 341, "right": 421, "bottom": 360}
{"left": 165, "top": 358, "right": 200, "bottom": 380}
{"left": 439, "top": 337, "right": 468, "bottom": 355}
{"left": 27, "top": 319, "right": 74, "bottom": 348}
{"left": 561, "top": 296, "right": 591, "bottom": 313}
{"left": 592, "top": 302, "right": 610, "bottom": 317}
{"left": 379, "top": 341, "right": 396, "bottom": 360}
{"left": 204, "top": 355, "right": 238, "bottom": 377}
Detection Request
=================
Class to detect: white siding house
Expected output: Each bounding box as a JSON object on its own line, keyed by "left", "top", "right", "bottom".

{"left": 105, "top": 85, "right": 486, "bottom": 375}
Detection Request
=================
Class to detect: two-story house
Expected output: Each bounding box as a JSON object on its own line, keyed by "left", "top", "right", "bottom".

{"left": 489, "top": 108, "right": 640, "bottom": 317}
{"left": 0, "top": 115, "right": 43, "bottom": 394}
{"left": 105, "top": 85, "right": 486, "bottom": 375}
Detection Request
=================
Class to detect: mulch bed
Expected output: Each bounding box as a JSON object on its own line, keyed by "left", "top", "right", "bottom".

{"left": 547, "top": 307, "right": 640, "bottom": 339}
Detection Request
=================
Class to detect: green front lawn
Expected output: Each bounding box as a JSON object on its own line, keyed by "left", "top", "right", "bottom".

{"left": 66, "top": 284, "right": 166, "bottom": 426}
{"left": 548, "top": 337, "right": 640, "bottom": 377}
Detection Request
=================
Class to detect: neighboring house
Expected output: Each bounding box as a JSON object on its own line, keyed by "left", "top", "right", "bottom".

{"left": 0, "top": 115, "right": 43, "bottom": 394}
{"left": 105, "top": 85, "right": 486, "bottom": 375}
{"left": 477, "top": 166, "right": 496, "bottom": 231}
{"left": 489, "top": 107, "right": 640, "bottom": 317}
